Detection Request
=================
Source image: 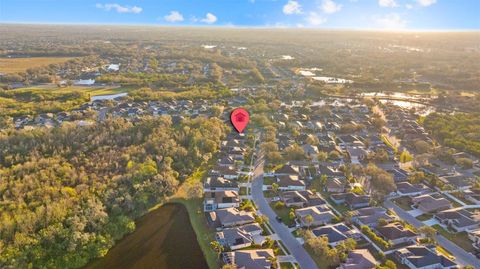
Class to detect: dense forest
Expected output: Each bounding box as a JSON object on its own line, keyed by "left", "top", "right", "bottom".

{"left": 423, "top": 112, "right": 480, "bottom": 157}
{"left": 0, "top": 116, "right": 227, "bottom": 268}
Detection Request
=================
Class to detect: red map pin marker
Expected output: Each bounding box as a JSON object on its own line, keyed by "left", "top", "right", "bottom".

{"left": 230, "top": 108, "right": 250, "bottom": 133}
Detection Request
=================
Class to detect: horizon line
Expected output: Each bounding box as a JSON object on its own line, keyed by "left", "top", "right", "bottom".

{"left": 1, "top": 21, "right": 479, "bottom": 33}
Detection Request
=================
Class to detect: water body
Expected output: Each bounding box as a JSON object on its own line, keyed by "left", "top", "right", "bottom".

{"left": 91, "top": 92, "right": 128, "bottom": 101}
{"left": 86, "top": 203, "right": 207, "bottom": 269}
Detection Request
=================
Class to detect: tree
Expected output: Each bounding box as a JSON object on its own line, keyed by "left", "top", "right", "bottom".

{"left": 274, "top": 201, "right": 285, "bottom": 209}
{"left": 284, "top": 144, "right": 306, "bottom": 161}
{"left": 456, "top": 158, "right": 473, "bottom": 169}
{"left": 210, "top": 241, "right": 224, "bottom": 258}
{"left": 289, "top": 209, "right": 296, "bottom": 221}
{"left": 377, "top": 218, "right": 388, "bottom": 227}
{"left": 304, "top": 214, "right": 314, "bottom": 229}
{"left": 365, "top": 164, "right": 396, "bottom": 201}
{"left": 414, "top": 140, "right": 431, "bottom": 154}
{"left": 418, "top": 226, "right": 436, "bottom": 243}
{"left": 317, "top": 151, "right": 328, "bottom": 162}
{"left": 271, "top": 183, "right": 279, "bottom": 194}
{"left": 408, "top": 171, "right": 427, "bottom": 184}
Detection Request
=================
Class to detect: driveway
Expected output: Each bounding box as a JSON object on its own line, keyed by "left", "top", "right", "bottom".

{"left": 384, "top": 199, "right": 480, "bottom": 267}
{"left": 251, "top": 158, "right": 318, "bottom": 269}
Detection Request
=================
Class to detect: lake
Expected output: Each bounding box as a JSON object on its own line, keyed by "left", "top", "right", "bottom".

{"left": 86, "top": 203, "right": 208, "bottom": 269}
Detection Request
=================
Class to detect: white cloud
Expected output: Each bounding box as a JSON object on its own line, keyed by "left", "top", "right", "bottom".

{"left": 374, "top": 13, "right": 407, "bottom": 29}
{"left": 200, "top": 13, "right": 217, "bottom": 24}
{"left": 321, "top": 0, "right": 342, "bottom": 14}
{"left": 95, "top": 3, "right": 142, "bottom": 14}
{"left": 283, "top": 0, "right": 302, "bottom": 15}
{"left": 164, "top": 11, "right": 184, "bottom": 22}
{"left": 417, "top": 0, "right": 437, "bottom": 6}
{"left": 379, "top": 0, "right": 398, "bottom": 8}
{"left": 306, "top": 12, "right": 327, "bottom": 26}
{"left": 405, "top": 4, "right": 414, "bottom": 9}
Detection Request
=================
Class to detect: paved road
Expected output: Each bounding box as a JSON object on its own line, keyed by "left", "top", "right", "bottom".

{"left": 384, "top": 199, "right": 480, "bottom": 267}
{"left": 251, "top": 156, "right": 318, "bottom": 269}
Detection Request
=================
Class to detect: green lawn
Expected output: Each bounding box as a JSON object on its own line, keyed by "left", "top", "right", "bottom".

{"left": 263, "top": 176, "right": 276, "bottom": 185}
{"left": 432, "top": 225, "right": 476, "bottom": 253}
{"left": 278, "top": 240, "right": 290, "bottom": 255}
{"left": 239, "top": 187, "right": 247, "bottom": 195}
{"left": 304, "top": 245, "right": 337, "bottom": 269}
{"left": 280, "top": 262, "right": 299, "bottom": 269}
{"left": 269, "top": 202, "right": 295, "bottom": 226}
{"left": 392, "top": 196, "right": 413, "bottom": 211}
{"left": 416, "top": 214, "right": 433, "bottom": 221}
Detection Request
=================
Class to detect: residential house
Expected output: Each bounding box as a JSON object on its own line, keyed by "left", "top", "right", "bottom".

{"left": 215, "top": 223, "right": 263, "bottom": 250}
{"left": 331, "top": 192, "right": 370, "bottom": 209}
{"left": 276, "top": 175, "right": 306, "bottom": 191}
{"left": 204, "top": 190, "right": 240, "bottom": 212}
{"left": 204, "top": 177, "right": 239, "bottom": 192}
{"left": 218, "top": 155, "right": 236, "bottom": 167}
{"left": 274, "top": 164, "right": 300, "bottom": 177}
{"left": 280, "top": 190, "right": 325, "bottom": 208}
{"left": 312, "top": 223, "right": 362, "bottom": 246}
{"left": 222, "top": 249, "right": 275, "bottom": 269}
{"left": 376, "top": 223, "right": 419, "bottom": 246}
{"left": 440, "top": 174, "right": 475, "bottom": 190}
{"left": 338, "top": 249, "right": 377, "bottom": 269}
{"left": 325, "top": 178, "right": 346, "bottom": 193}
{"left": 394, "top": 246, "right": 457, "bottom": 269}
{"left": 295, "top": 205, "right": 335, "bottom": 227}
{"left": 435, "top": 208, "right": 479, "bottom": 232}
{"left": 411, "top": 194, "right": 452, "bottom": 214}
{"left": 350, "top": 207, "right": 395, "bottom": 228}
{"left": 346, "top": 146, "right": 368, "bottom": 165}
{"left": 211, "top": 165, "right": 239, "bottom": 180}
{"left": 396, "top": 182, "right": 430, "bottom": 197}
{"left": 208, "top": 208, "right": 255, "bottom": 229}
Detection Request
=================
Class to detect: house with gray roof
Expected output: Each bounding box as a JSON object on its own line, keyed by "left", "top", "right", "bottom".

{"left": 339, "top": 249, "right": 377, "bottom": 269}
{"left": 394, "top": 246, "right": 457, "bottom": 269}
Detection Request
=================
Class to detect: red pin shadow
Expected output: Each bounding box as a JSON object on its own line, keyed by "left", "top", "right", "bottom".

{"left": 230, "top": 108, "right": 250, "bottom": 133}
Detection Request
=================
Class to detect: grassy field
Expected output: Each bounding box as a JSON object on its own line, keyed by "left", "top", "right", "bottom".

{"left": 0, "top": 57, "right": 74, "bottom": 73}
{"left": 0, "top": 86, "right": 131, "bottom": 116}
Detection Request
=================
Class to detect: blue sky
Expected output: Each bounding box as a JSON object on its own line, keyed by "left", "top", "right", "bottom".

{"left": 0, "top": 0, "right": 478, "bottom": 30}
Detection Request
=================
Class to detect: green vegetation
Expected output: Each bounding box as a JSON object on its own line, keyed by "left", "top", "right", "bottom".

{"left": 432, "top": 225, "right": 476, "bottom": 253}
{"left": 0, "top": 116, "right": 227, "bottom": 269}
{"left": 424, "top": 112, "right": 480, "bottom": 157}
{"left": 392, "top": 196, "right": 412, "bottom": 211}
{"left": 361, "top": 226, "right": 391, "bottom": 250}
{"left": 269, "top": 202, "right": 295, "bottom": 226}
{"left": 303, "top": 230, "right": 356, "bottom": 269}
{"left": 0, "top": 57, "right": 75, "bottom": 73}
{"left": 416, "top": 214, "right": 433, "bottom": 221}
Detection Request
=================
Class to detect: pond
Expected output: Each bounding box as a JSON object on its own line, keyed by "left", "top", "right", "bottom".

{"left": 85, "top": 203, "right": 208, "bottom": 269}
{"left": 91, "top": 92, "right": 128, "bottom": 101}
